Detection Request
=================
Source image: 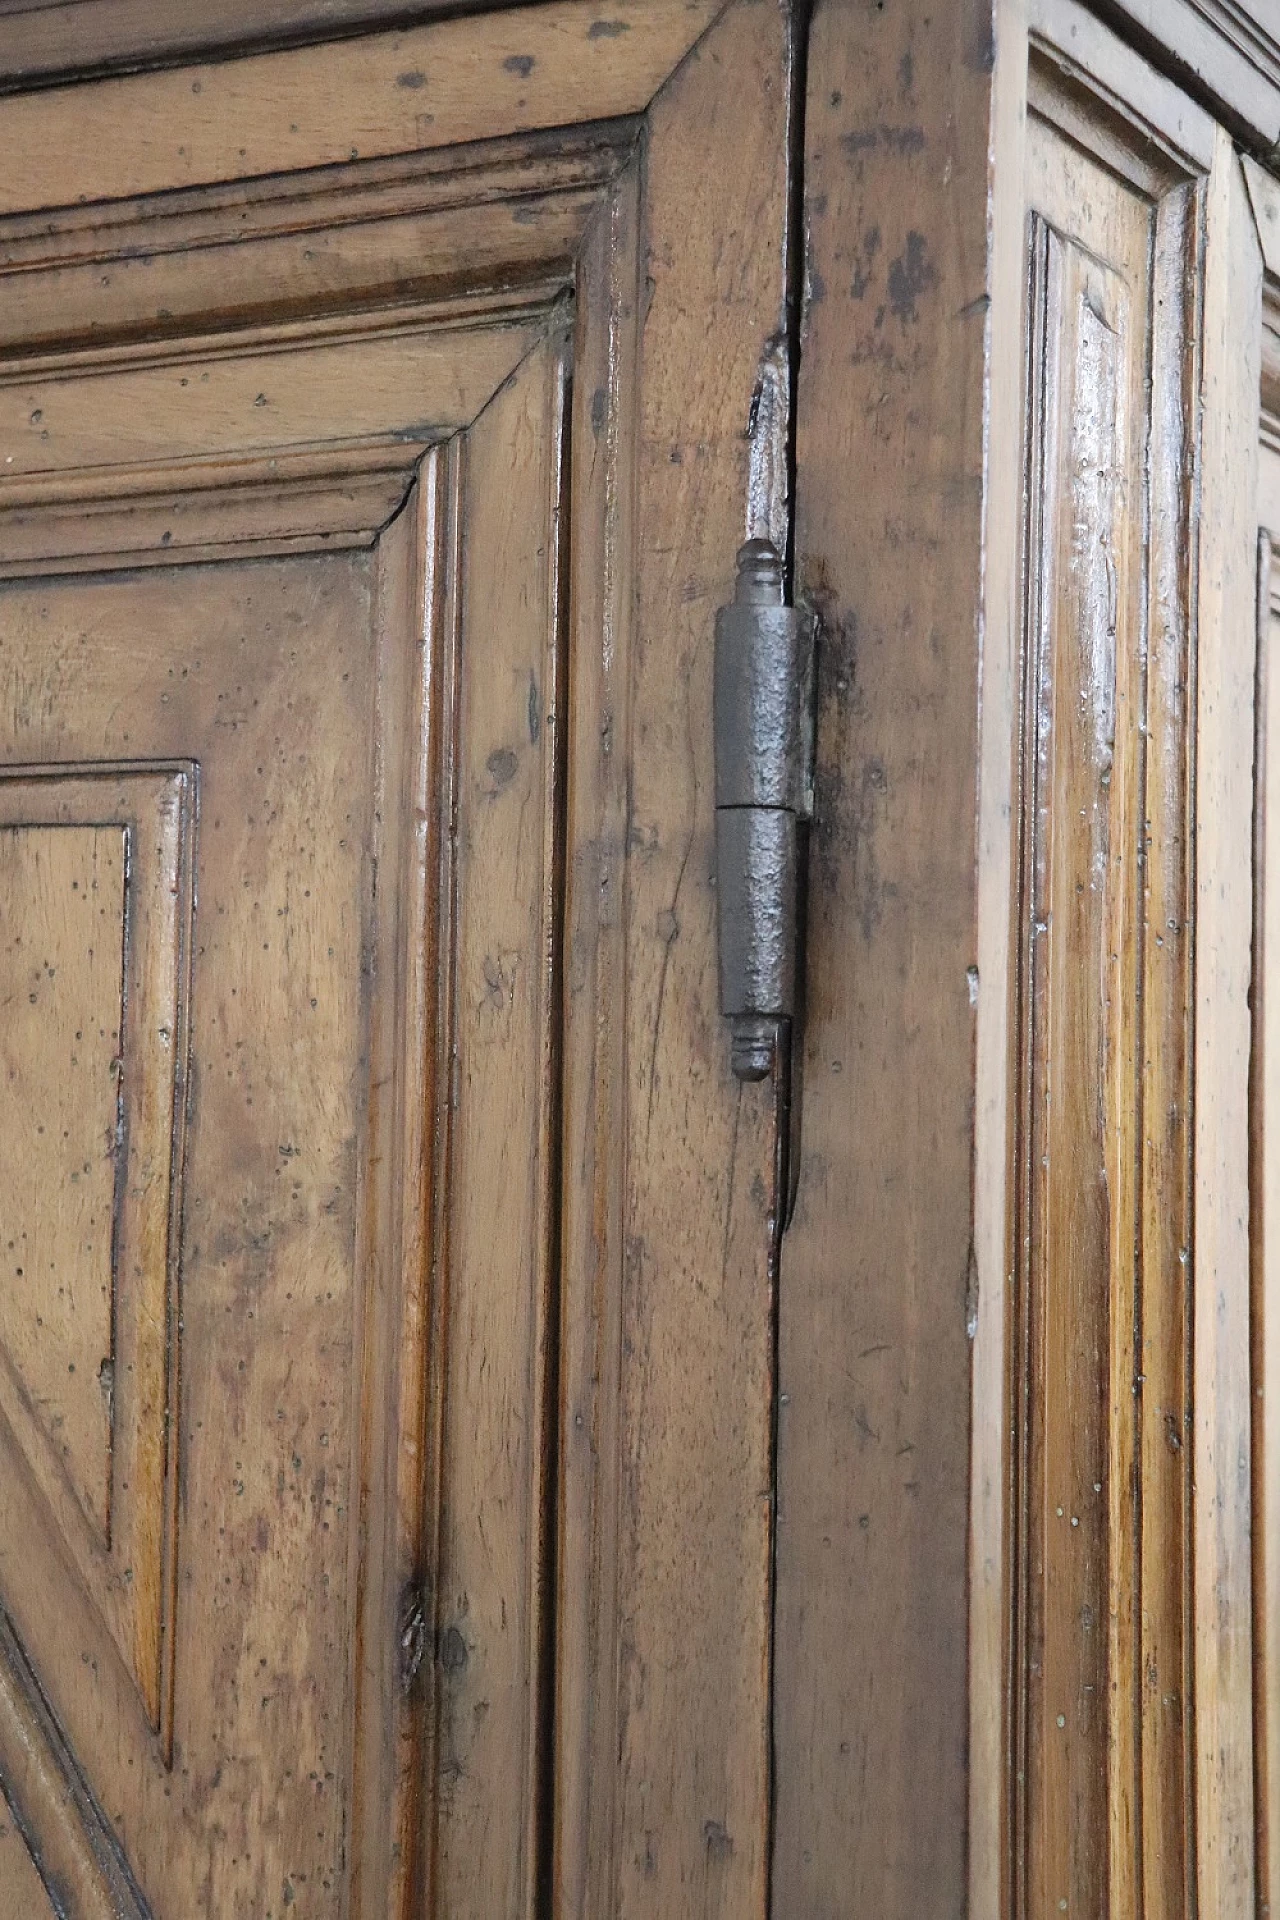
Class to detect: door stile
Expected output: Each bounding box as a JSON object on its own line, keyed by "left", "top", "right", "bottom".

{"left": 349, "top": 444, "right": 452, "bottom": 1919}
{"left": 554, "top": 166, "right": 641, "bottom": 1920}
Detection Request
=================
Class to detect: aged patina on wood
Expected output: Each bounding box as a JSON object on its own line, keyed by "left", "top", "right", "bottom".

{"left": 0, "top": 4, "right": 795, "bottom": 1914}
{"left": 7, "top": 0, "right": 1280, "bottom": 1912}
{"left": 779, "top": 1, "right": 1270, "bottom": 1917}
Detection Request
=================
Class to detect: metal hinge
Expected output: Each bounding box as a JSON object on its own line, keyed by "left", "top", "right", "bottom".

{"left": 714, "top": 537, "right": 816, "bottom": 1083}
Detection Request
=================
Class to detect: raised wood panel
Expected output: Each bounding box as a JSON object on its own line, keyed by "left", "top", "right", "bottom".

{"left": 430, "top": 336, "right": 567, "bottom": 1916}
{"left": 1080, "top": 0, "right": 1280, "bottom": 152}
{"left": 1, "top": 822, "right": 126, "bottom": 1542}
{"left": 0, "top": 0, "right": 718, "bottom": 213}
{"left": 0, "top": 4, "right": 792, "bottom": 1914}
{"left": 1004, "top": 59, "right": 1212, "bottom": 1918}
{"left": 0, "top": 1791, "right": 55, "bottom": 1920}
{"left": 0, "top": 0, "right": 458, "bottom": 93}
{"left": 967, "top": 17, "right": 1260, "bottom": 1918}
{"left": 0, "top": 765, "right": 195, "bottom": 1750}
{"left": 1015, "top": 196, "right": 1146, "bottom": 1915}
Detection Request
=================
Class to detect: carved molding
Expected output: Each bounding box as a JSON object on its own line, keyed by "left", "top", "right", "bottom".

{"left": 0, "top": 1612, "right": 150, "bottom": 1920}
{"left": 0, "top": 0, "right": 456, "bottom": 93}
{"left": 1186, "top": 0, "right": 1280, "bottom": 88}
{"left": 0, "top": 765, "right": 196, "bottom": 1752}
{"left": 0, "top": 0, "right": 715, "bottom": 216}
{"left": 1090, "top": 0, "right": 1280, "bottom": 149}
{"left": 0, "top": 441, "right": 424, "bottom": 573}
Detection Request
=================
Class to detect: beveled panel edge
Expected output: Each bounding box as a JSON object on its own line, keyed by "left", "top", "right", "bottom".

{"left": 0, "top": 818, "right": 127, "bottom": 1549}
{"left": 0, "top": 764, "right": 197, "bottom": 1757}
{"left": 1246, "top": 153, "right": 1280, "bottom": 283}
{"left": 0, "top": 0, "right": 723, "bottom": 218}
{"left": 0, "top": 1609, "right": 150, "bottom": 1920}
{"left": 0, "top": 0, "right": 489, "bottom": 95}
{"left": 0, "top": 307, "right": 556, "bottom": 531}
{"left": 0, "top": 123, "right": 635, "bottom": 272}
{"left": 1084, "top": 0, "right": 1280, "bottom": 156}
{"left": 0, "top": 136, "right": 625, "bottom": 367}
{"left": 0, "top": 758, "right": 197, "bottom": 789}
{"left": 1030, "top": 0, "right": 1219, "bottom": 177}
{"left": 0, "top": 286, "right": 564, "bottom": 387}
{"left": 1248, "top": 165, "right": 1280, "bottom": 437}
{"left": 0, "top": 440, "right": 424, "bottom": 574}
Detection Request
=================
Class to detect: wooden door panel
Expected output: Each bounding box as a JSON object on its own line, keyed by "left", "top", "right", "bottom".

{"left": 0, "top": 1788, "right": 55, "bottom": 1920}
{"left": 0, "top": 338, "right": 567, "bottom": 1920}
{"left": 0, "top": 0, "right": 717, "bottom": 212}
{"left": 0, "top": 760, "right": 196, "bottom": 1746}
{"left": 1004, "top": 50, "right": 1225, "bottom": 1916}
{"left": 0, "top": 5, "right": 793, "bottom": 1915}
{"left": 968, "top": 20, "right": 1259, "bottom": 1919}
{"left": 0, "top": 551, "right": 375, "bottom": 1914}
{"left": 417, "top": 341, "right": 566, "bottom": 1917}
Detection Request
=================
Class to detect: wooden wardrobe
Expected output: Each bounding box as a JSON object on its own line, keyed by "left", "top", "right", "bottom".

{"left": 2, "top": 0, "right": 1280, "bottom": 1915}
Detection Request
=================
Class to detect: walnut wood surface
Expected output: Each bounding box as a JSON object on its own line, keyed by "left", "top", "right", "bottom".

{"left": 779, "top": 3, "right": 1269, "bottom": 1916}
{"left": 0, "top": 5, "right": 793, "bottom": 1914}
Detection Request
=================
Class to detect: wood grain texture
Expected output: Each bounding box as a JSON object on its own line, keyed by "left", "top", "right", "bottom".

{"left": 772, "top": 1, "right": 993, "bottom": 1913}
{"left": 0, "top": 0, "right": 721, "bottom": 214}
{"left": 1254, "top": 514, "right": 1280, "bottom": 1920}
{"left": 0, "top": 0, "right": 474, "bottom": 87}
{"left": 0, "top": 765, "right": 195, "bottom": 1750}
{"left": 0, "top": 823, "right": 126, "bottom": 1541}
{"left": 1194, "top": 127, "right": 1262, "bottom": 1920}
{"left": 0, "top": 4, "right": 795, "bottom": 1912}
{"left": 0, "top": 1789, "right": 54, "bottom": 1920}
{"left": 1010, "top": 94, "right": 1203, "bottom": 1905}
{"left": 552, "top": 165, "right": 640, "bottom": 1920}
{"left": 613, "top": 6, "right": 791, "bottom": 1913}
{"left": 0, "top": 556, "right": 378, "bottom": 1917}
{"left": 1087, "top": 0, "right": 1280, "bottom": 153}
{"left": 969, "top": 13, "right": 1264, "bottom": 1913}
{"left": 0, "top": 1610, "right": 146, "bottom": 1918}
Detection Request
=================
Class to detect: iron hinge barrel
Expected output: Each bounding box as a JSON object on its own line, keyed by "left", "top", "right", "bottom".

{"left": 714, "top": 538, "right": 816, "bottom": 1082}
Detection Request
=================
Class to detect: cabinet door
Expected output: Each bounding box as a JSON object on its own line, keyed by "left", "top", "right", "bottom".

{"left": 776, "top": 0, "right": 1266, "bottom": 1914}
{"left": 971, "top": 17, "right": 1261, "bottom": 1920}
{"left": 0, "top": 9, "right": 792, "bottom": 1916}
